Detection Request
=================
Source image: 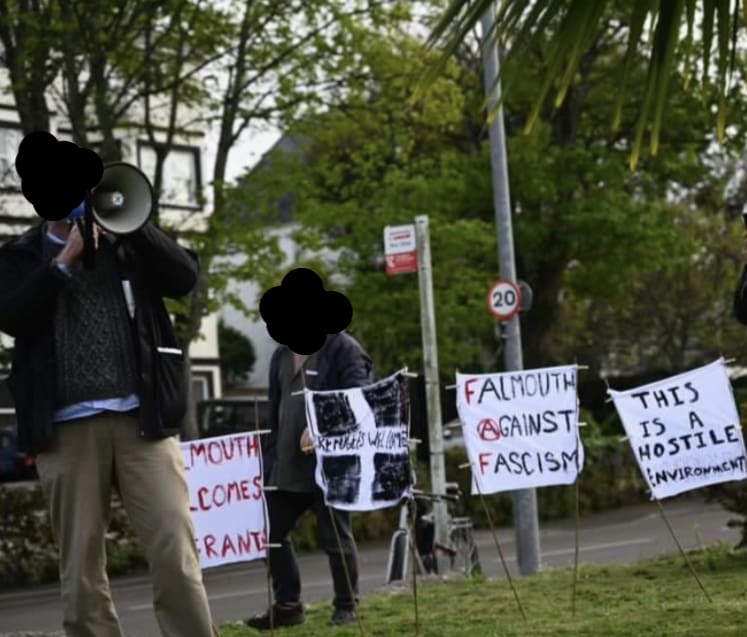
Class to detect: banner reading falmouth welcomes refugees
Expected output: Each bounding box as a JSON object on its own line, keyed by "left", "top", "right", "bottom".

{"left": 455, "top": 365, "right": 584, "bottom": 495}
{"left": 608, "top": 358, "right": 747, "bottom": 500}
{"left": 305, "top": 371, "right": 413, "bottom": 511}
{"left": 180, "top": 432, "right": 267, "bottom": 569}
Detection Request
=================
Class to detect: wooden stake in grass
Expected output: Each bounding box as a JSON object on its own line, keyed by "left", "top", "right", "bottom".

{"left": 404, "top": 368, "right": 420, "bottom": 636}
{"left": 327, "top": 506, "right": 366, "bottom": 637}
{"left": 462, "top": 462, "right": 527, "bottom": 622}
{"left": 572, "top": 396, "right": 582, "bottom": 618}
{"left": 301, "top": 367, "right": 363, "bottom": 637}
{"left": 266, "top": 548, "right": 275, "bottom": 637}
{"left": 254, "top": 425, "right": 276, "bottom": 637}
{"left": 409, "top": 498, "right": 421, "bottom": 636}
{"left": 572, "top": 479, "right": 580, "bottom": 617}
{"left": 302, "top": 368, "right": 366, "bottom": 636}
{"left": 655, "top": 498, "right": 713, "bottom": 603}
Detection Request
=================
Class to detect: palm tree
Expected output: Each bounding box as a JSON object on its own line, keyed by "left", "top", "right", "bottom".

{"left": 427, "top": 0, "right": 743, "bottom": 169}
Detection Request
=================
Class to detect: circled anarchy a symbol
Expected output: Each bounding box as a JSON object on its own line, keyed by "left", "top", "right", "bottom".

{"left": 477, "top": 418, "right": 501, "bottom": 442}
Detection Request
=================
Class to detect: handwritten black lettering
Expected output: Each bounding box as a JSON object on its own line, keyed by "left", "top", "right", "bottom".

{"left": 631, "top": 382, "right": 701, "bottom": 411}
{"left": 684, "top": 381, "right": 700, "bottom": 403}
{"left": 466, "top": 370, "right": 576, "bottom": 405}
{"left": 484, "top": 448, "right": 579, "bottom": 476}
{"left": 637, "top": 425, "right": 741, "bottom": 462}
{"left": 647, "top": 456, "right": 746, "bottom": 488}
{"left": 689, "top": 411, "right": 705, "bottom": 430}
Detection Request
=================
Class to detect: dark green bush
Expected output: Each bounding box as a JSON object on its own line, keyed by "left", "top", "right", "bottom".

{"left": 0, "top": 486, "right": 148, "bottom": 589}
{"left": 702, "top": 395, "right": 747, "bottom": 548}
{"left": 704, "top": 483, "right": 747, "bottom": 547}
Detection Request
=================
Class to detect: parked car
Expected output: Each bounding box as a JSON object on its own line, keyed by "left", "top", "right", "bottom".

{"left": 0, "top": 426, "right": 36, "bottom": 482}
{"left": 196, "top": 397, "right": 269, "bottom": 439}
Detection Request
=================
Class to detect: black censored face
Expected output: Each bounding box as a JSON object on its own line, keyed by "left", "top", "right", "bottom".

{"left": 259, "top": 267, "right": 353, "bottom": 355}
{"left": 15, "top": 131, "right": 104, "bottom": 221}
{"left": 312, "top": 393, "right": 357, "bottom": 437}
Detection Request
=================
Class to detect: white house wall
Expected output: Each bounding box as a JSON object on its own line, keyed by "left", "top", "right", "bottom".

{"left": 219, "top": 223, "right": 298, "bottom": 388}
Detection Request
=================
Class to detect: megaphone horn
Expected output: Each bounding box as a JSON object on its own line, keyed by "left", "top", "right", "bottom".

{"left": 90, "top": 162, "right": 153, "bottom": 235}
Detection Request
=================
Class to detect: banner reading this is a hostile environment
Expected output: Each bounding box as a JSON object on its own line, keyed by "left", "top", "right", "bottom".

{"left": 456, "top": 365, "right": 584, "bottom": 495}
{"left": 305, "top": 371, "right": 413, "bottom": 511}
{"left": 180, "top": 432, "right": 267, "bottom": 569}
{"left": 608, "top": 358, "right": 747, "bottom": 500}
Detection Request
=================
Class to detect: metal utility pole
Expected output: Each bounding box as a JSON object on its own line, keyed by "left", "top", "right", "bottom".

{"left": 415, "top": 215, "right": 448, "bottom": 551}
{"left": 480, "top": 3, "right": 541, "bottom": 575}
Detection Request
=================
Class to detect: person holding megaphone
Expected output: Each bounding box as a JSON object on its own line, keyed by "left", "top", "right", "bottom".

{"left": 0, "top": 132, "right": 219, "bottom": 637}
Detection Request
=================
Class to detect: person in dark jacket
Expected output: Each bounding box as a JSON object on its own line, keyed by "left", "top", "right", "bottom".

{"left": 0, "top": 215, "right": 218, "bottom": 637}
{"left": 245, "top": 331, "right": 373, "bottom": 630}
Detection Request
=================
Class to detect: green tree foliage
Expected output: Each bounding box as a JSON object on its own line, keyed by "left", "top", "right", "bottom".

{"left": 427, "top": 0, "right": 745, "bottom": 169}
{"left": 218, "top": 320, "right": 256, "bottom": 387}
{"left": 237, "top": 15, "right": 747, "bottom": 385}
{"left": 556, "top": 206, "right": 747, "bottom": 373}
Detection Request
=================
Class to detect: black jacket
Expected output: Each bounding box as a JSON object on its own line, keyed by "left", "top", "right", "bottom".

{"left": 262, "top": 331, "right": 373, "bottom": 484}
{"left": 0, "top": 220, "right": 198, "bottom": 453}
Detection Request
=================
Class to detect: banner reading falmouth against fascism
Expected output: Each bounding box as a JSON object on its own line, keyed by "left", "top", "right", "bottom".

{"left": 305, "top": 371, "right": 413, "bottom": 511}
{"left": 608, "top": 358, "right": 747, "bottom": 500}
{"left": 455, "top": 365, "right": 584, "bottom": 495}
{"left": 180, "top": 432, "right": 267, "bottom": 569}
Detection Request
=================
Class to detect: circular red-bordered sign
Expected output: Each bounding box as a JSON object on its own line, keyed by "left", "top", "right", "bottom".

{"left": 487, "top": 278, "right": 521, "bottom": 320}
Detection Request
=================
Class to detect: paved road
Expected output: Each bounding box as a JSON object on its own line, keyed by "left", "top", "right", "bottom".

{"left": 0, "top": 497, "right": 740, "bottom": 636}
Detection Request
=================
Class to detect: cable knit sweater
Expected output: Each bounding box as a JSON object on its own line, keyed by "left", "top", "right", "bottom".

{"left": 44, "top": 236, "right": 139, "bottom": 409}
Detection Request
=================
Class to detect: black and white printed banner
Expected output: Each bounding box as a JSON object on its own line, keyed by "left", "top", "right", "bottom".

{"left": 609, "top": 358, "right": 747, "bottom": 499}
{"left": 305, "top": 371, "right": 413, "bottom": 511}
{"left": 456, "top": 365, "right": 584, "bottom": 495}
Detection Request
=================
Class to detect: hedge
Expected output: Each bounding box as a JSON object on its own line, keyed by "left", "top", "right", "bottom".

{"left": 0, "top": 437, "right": 655, "bottom": 590}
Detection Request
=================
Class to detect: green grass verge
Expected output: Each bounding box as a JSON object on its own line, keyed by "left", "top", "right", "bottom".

{"left": 218, "top": 543, "right": 747, "bottom": 637}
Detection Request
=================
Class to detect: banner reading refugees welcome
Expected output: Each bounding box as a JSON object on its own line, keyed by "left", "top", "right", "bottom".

{"left": 305, "top": 371, "right": 413, "bottom": 512}
{"left": 180, "top": 432, "right": 267, "bottom": 569}
{"left": 456, "top": 365, "right": 584, "bottom": 495}
{"left": 609, "top": 358, "right": 747, "bottom": 500}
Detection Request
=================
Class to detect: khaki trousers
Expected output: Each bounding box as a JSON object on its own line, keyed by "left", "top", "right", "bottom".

{"left": 35, "top": 412, "right": 218, "bottom": 637}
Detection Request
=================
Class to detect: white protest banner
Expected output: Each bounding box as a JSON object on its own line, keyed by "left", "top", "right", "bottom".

{"left": 608, "top": 358, "right": 747, "bottom": 500}
{"left": 455, "top": 365, "right": 584, "bottom": 495}
{"left": 180, "top": 432, "right": 267, "bottom": 569}
{"left": 305, "top": 371, "right": 413, "bottom": 511}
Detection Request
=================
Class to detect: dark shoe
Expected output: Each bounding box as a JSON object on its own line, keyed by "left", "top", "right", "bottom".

{"left": 245, "top": 603, "right": 305, "bottom": 630}
{"left": 330, "top": 607, "right": 357, "bottom": 626}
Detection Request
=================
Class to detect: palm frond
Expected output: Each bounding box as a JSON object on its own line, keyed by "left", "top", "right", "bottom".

{"left": 650, "top": 0, "right": 686, "bottom": 158}
{"left": 426, "top": 0, "right": 744, "bottom": 170}
{"left": 613, "top": 0, "right": 655, "bottom": 131}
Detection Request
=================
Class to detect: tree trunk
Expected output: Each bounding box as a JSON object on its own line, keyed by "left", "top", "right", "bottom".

{"left": 0, "top": 33, "right": 52, "bottom": 134}
{"left": 150, "top": 146, "right": 167, "bottom": 227}
{"left": 177, "top": 264, "right": 210, "bottom": 440}
{"left": 181, "top": 350, "right": 198, "bottom": 440}
{"left": 521, "top": 260, "right": 567, "bottom": 368}
{"left": 15, "top": 91, "right": 51, "bottom": 134}
{"left": 93, "top": 72, "right": 122, "bottom": 163}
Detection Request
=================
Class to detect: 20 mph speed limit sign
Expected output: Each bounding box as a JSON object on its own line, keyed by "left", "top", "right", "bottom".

{"left": 487, "top": 279, "right": 521, "bottom": 320}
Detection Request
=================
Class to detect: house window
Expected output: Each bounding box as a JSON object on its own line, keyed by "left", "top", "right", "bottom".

{"left": 138, "top": 142, "right": 200, "bottom": 208}
{"left": 0, "top": 124, "right": 24, "bottom": 189}
{"left": 192, "top": 376, "right": 209, "bottom": 402}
